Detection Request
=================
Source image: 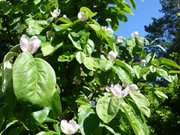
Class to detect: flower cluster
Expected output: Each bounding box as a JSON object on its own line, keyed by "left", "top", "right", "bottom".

{"left": 107, "top": 84, "right": 138, "bottom": 97}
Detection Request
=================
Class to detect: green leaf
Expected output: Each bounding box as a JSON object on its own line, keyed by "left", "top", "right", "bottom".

{"left": 83, "top": 57, "right": 96, "bottom": 71}
{"left": 13, "top": 52, "right": 61, "bottom": 113}
{"left": 129, "top": 0, "right": 136, "bottom": 8}
{"left": 75, "top": 52, "right": 97, "bottom": 71}
{"left": 119, "top": 98, "right": 149, "bottom": 135}
{"left": 78, "top": 105, "right": 99, "bottom": 135}
{"left": 83, "top": 39, "right": 95, "bottom": 55}
{"left": 34, "top": 0, "right": 41, "bottom": 5}
{"left": 88, "top": 22, "right": 114, "bottom": 50}
{"left": 32, "top": 108, "right": 50, "bottom": 124}
{"left": 75, "top": 52, "right": 86, "bottom": 64}
{"left": 68, "top": 34, "right": 82, "bottom": 50}
{"left": 0, "top": 120, "right": 19, "bottom": 135}
{"left": 97, "top": 59, "right": 113, "bottom": 71}
{"left": 113, "top": 66, "right": 133, "bottom": 85}
{"left": 59, "top": 16, "right": 72, "bottom": 24}
{"left": 2, "top": 52, "right": 17, "bottom": 93}
{"left": 96, "top": 95, "right": 120, "bottom": 123}
{"left": 53, "top": 23, "right": 73, "bottom": 32}
{"left": 1, "top": 52, "right": 17, "bottom": 115}
{"left": 154, "top": 91, "right": 168, "bottom": 99}
{"left": 80, "top": 7, "right": 97, "bottom": 18}
{"left": 41, "top": 42, "right": 63, "bottom": 56}
{"left": 100, "top": 123, "right": 119, "bottom": 135}
{"left": 41, "top": 42, "right": 55, "bottom": 56}
{"left": 26, "top": 18, "right": 48, "bottom": 35}
{"left": 58, "top": 52, "right": 74, "bottom": 62}
{"left": 159, "top": 58, "right": 180, "bottom": 70}
{"left": 156, "top": 68, "right": 172, "bottom": 82}
{"left": 129, "top": 91, "right": 150, "bottom": 117}
{"left": 115, "top": 60, "right": 134, "bottom": 79}
{"left": 36, "top": 131, "right": 57, "bottom": 135}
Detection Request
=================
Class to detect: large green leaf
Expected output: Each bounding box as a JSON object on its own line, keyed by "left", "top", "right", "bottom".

{"left": 78, "top": 105, "right": 99, "bottom": 135}
{"left": 13, "top": 52, "right": 61, "bottom": 114}
{"left": 129, "top": 91, "right": 150, "bottom": 117}
{"left": 112, "top": 66, "right": 133, "bottom": 85}
{"left": 159, "top": 58, "right": 180, "bottom": 69}
{"left": 96, "top": 95, "right": 120, "bottom": 123}
{"left": 119, "top": 98, "right": 149, "bottom": 135}
{"left": 115, "top": 60, "right": 134, "bottom": 79}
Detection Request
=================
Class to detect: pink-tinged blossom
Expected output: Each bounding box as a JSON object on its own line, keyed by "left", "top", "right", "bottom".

{"left": 107, "top": 84, "right": 138, "bottom": 97}
{"left": 20, "top": 35, "right": 41, "bottom": 54}
{"left": 60, "top": 119, "right": 79, "bottom": 135}
{"left": 51, "top": 8, "right": 61, "bottom": 18}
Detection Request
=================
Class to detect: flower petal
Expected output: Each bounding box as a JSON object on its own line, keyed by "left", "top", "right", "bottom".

{"left": 30, "top": 36, "right": 41, "bottom": 54}
{"left": 20, "top": 35, "right": 29, "bottom": 52}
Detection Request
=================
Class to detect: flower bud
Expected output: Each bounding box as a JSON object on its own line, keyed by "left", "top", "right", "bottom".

{"left": 60, "top": 119, "right": 79, "bottom": 135}
{"left": 20, "top": 35, "right": 41, "bottom": 54}
{"left": 105, "top": 18, "right": 111, "bottom": 22}
{"left": 78, "top": 11, "right": 88, "bottom": 21}
{"left": 51, "top": 8, "right": 61, "bottom": 18}
{"left": 140, "top": 59, "right": 147, "bottom": 66}
{"left": 107, "top": 51, "right": 118, "bottom": 60}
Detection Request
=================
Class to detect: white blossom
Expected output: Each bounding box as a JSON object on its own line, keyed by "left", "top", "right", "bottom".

{"left": 107, "top": 84, "right": 138, "bottom": 97}
{"left": 51, "top": 8, "right": 61, "bottom": 18}
{"left": 107, "top": 51, "right": 118, "bottom": 60}
{"left": 103, "top": 26, "right": 113, "bottom": 34}
{"left": 131, "top": 31, "right": 139, "bottom": 38}
{"left": 78, "top": 12, "right": 88, "bottom": 21}
{"left": 108, "top": 84, "right": 128, "bottom": 97}
{"left": 60, "top": 119, "right": 79, "bottom": 135}
{"left": 20, "top": 35, "right": 41, "bottom": 54}
{"left": 116, "top": 36, "right": 124, "bottom": 43}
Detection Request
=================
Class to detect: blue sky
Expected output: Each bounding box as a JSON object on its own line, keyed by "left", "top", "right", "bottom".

{"left": 116, "top": 0, "right": 163, "bottom": 37}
